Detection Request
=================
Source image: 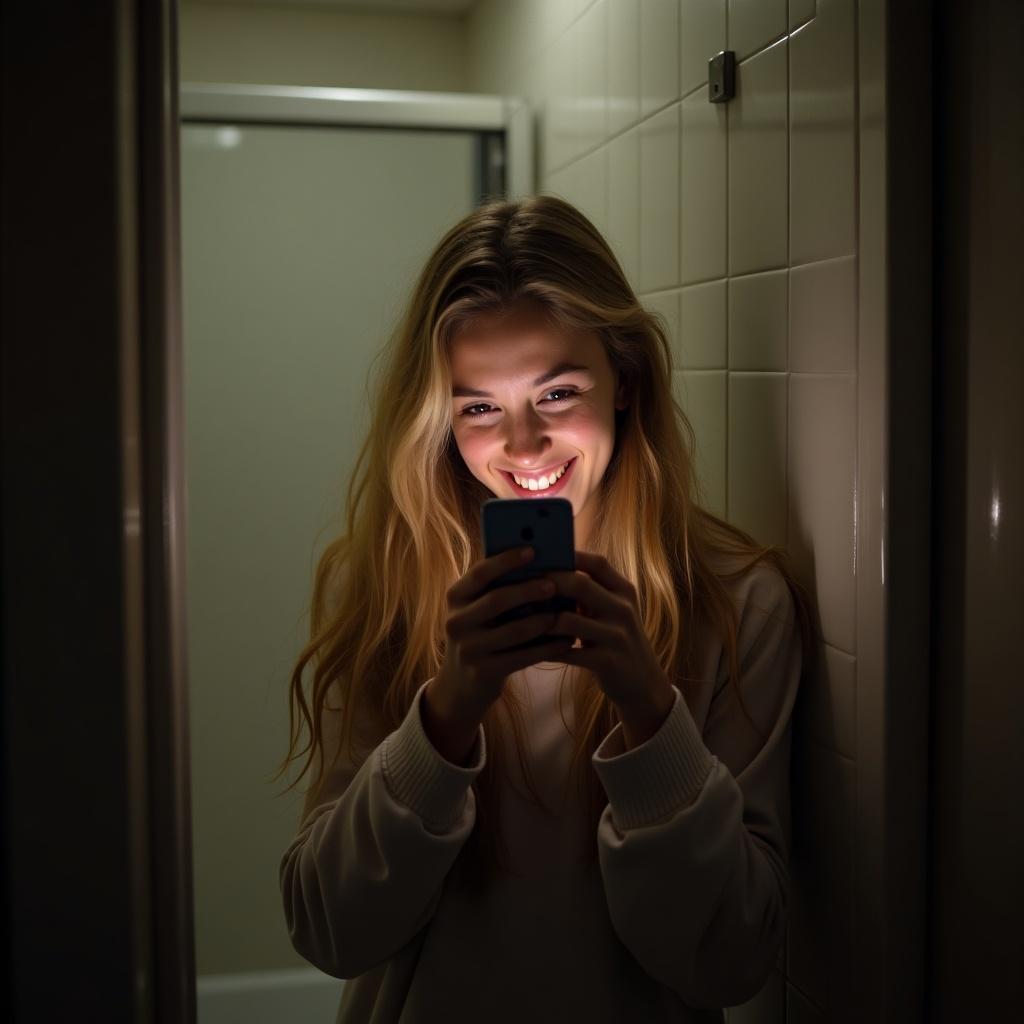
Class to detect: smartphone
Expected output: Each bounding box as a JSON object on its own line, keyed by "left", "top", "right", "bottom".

{"left": 480, "top": 497, "right": 576, "bottom": 652}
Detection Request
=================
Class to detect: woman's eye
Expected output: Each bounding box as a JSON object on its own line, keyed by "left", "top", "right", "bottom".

{"left": 543, "top": 388, "right": 578, "bottom": 403}
{"left": 459, "top": 388, "right": 578, "bottom": 418}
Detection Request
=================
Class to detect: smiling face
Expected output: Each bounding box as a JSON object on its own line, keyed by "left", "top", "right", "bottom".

{"left": 448, "top": 307, "right": 628, "bottom": 551}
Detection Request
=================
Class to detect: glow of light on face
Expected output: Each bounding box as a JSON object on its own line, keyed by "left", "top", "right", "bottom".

{"left": 990, "top": 489, "right": 1001, "bottom": 542}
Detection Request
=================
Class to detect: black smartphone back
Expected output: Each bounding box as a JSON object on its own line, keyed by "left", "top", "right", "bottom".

{"left": 480, "top": 497, "right": 576, "bottom": 650}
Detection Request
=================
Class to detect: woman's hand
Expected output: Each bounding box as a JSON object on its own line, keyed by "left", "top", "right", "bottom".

{"left": 543, "top": 551, "right": 676, "bottom": 744}
{"left": 431, "top": 546, "right": 576, "bottom": 726}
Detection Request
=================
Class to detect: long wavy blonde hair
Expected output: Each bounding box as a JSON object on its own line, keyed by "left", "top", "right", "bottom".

{"left": 274, "top": 194, "right": 815, "bottom": 893}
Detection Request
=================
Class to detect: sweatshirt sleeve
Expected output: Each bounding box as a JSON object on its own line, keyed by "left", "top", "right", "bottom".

{"left": 279, "top": 678, "right": 486, "bottom": 979}
{"left": 590, "top": 564, "right": 802, "bottom": 1010}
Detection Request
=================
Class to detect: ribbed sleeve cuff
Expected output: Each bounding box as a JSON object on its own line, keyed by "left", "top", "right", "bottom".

{"left": 380, "top": 679, "right": 486, "bottom": 830}
{"left": 591, "top": 686, "right": 715, "bottom": 830}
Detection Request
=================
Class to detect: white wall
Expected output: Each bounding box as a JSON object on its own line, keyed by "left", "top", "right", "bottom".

{"left": 466, "top": 1, "right": 866, "bottom": 1020}
{"left": 179, "top": 0, "right": 470, "bottom": 91}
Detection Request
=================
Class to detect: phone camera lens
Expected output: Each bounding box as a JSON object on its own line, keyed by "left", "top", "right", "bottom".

{"left": 521, "top": 526, "right": 535, "bottom": 541}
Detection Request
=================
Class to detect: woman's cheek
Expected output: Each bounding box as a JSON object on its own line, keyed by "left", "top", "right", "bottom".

{"left": 455, "top": 433, "right": 489, "bottom": 473}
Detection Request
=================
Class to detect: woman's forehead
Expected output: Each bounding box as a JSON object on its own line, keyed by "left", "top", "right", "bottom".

{"left": 450, "top": 321, "right": 602, "bottom": 369}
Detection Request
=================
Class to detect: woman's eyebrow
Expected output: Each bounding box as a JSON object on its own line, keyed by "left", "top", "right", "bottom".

{"left": 452, "top": 362, "right": 591, "bottom": 398}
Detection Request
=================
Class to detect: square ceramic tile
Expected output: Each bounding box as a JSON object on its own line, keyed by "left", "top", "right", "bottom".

{"left": 679, "top": 279, "right": 727, "bottom": 369}
{"left": 540, "top": 0, "right": 583, "bottom": 42}
{"left": 543, "top": 29, "right": 575, "bottom": 173}
{"left": 680, "top": 87, "right": 727, "bottom": 285}
{"left": 789, "top": 0, "right": 817, "bottom": 30}
{"left": 574, "top": 0, "right": 608, "bottom": 157}
{"left": 728, "top": 0, "right": 788, "bottom": 62}
{"left": 511, "top": 48, "right": 545, "bottom": 111}
{"left": 543, "top": 166, "right": 568, "bottom": 202}
{"left": 606, "top": 0, "right": 641, "bottom": 136}
{"left": 555, "top": 146, "right": 608, "bottom": 238}
{"left": 726, "top": 968, "right": 785, "bottom": 1024}
{"left": 606, "top": 125, "right": 641, "bottom": 288}
{"left": 788, "top": 374, "right": 856, "bottom": 657}
{"left": 728, "top": 373, "right": 787, "bottom": 547}
{"left": 673, "top": 370, "right": 727, "bottom": 517}
{"left": 728, "top": 269, "right": 788, "bottom": 370}
{"left": 639, "top": 102, "right": 680, "bottom": 292}
{"left": 680, "top": 0, "right": 727, "bottom": 97}
{"left": 790, "top": 0, "right": 856, "bottom": 264}
{"left": 789, "top": 256, "right": 856, "bottom": 373}
{"left": 788, "top": 738, "right": 856, "bottom": 1014}
{"left": 786, "top": 984, "right": 825, "bottom": 1024}
{"left": 795, "top": 642, "right": 856, "bottom": 759}
{"left": 642, "top": 289, "right": 680, "bottom": 360}
{"left": 729, "top": 37, "right": 789, "bottom": 275}
{"left": 640, "top": 0, "right": 680, "bottom": 118}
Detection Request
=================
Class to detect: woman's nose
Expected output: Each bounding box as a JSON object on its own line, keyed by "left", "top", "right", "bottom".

{"left": 503, "top": 407, "right": 551, "bottom": 464}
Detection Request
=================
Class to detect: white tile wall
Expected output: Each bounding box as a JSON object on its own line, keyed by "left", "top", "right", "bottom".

{"left": 789, "top": 374, "right": 856, "bottom": 655}
{"left": 643, "top": 288, "right": 681, "bottom": 356}
{"left": 680, "top": 88, "right": 727, "bottom": 284}
{"left": 790, "top": 256, "right": 857, "bottom": 373}
{"left": 576, "top": 0, "right": 608, "bottom": 155}
{"left": 679, "top": 0, "right": 726, "bottom": 97}
{"left": 679, "top": 279, "right": 727, "bottom": 367}
{"left": 729, "top": 269, "right": 788, "bottom": 370}
{"left": 640, "top": 0, "right": 680, "bottom": 118}
{"left": 790, "top": 0, "right": 856, "bottom": 264}
{"left": 606, "top": 0, "right": 641, "bottom": 136}
{"left": 728, "top": 372, "right": 787, "bottom": 547}
{"left": 729, "top": 37, "right": 788, "bottom": 275}
{"left": 606, "top": 126, "right": 641, "bottom": 284}
{"left": 674, "top": 369, "right": 727, "bottom": 517}
{"left": 789, "top": 0, "right": 818, "bottom": 31}
{"left": 468, "top": 1, "right": 862, "bottom": 1018}
{"left": 639, "top": 102, "right": 680, "bottom": 291}
{"left": 729, "top": 0, "right": 789, "bottom": 62}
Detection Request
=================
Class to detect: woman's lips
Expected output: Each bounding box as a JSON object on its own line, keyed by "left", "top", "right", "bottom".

{"left": 501, "top": 456, "right": 577, "bottom": 498}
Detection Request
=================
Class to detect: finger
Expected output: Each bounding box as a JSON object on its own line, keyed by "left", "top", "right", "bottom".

{"left": 448, "top": 545, "right": 533, "bottom": 607}
{"left": 462, "top": 610, "right": 557, "bottom": 659}
{"left": 482, "top": 635, "right": 577, "bottom": 679}
{"left": 462, "top": 576, "right": 556, "bottom": 630}
{"left": 529, "top": 644, "right": 598, "bottom": 670}
{"left": 570, "top": 551, "right": 637, "bottom": 601}
{"left": 547, "top": 610, "right": 618, "bottom": 647}
{"left": 545, "top": 568, "right": 627, "bottom": 622}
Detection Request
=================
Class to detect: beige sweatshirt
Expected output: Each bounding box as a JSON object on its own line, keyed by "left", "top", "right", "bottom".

{"left": 280, "top": 558, "right": 802, "bottom": 1023}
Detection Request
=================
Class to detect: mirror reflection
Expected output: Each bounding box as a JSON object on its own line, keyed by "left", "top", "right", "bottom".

{"left": 181, "top": 2, "right": 854, "bottom": 1022}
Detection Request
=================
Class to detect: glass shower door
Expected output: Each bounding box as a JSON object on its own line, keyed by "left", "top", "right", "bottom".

{"left": 180, "top": 120, "right": 480, "bottom": 1014}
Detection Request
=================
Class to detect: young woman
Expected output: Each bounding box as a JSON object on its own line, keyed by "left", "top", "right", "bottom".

{"left": 277, "top": 194, "right": 815, "bottom": 1022}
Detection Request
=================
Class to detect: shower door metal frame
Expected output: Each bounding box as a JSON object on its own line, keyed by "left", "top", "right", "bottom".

{"left": 179, "top": 82, "right": 534, "bottom": 200}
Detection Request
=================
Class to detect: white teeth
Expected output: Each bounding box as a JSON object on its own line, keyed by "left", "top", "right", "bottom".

{"left": 512, "top": 460, "right": 570, "bottom": 490}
